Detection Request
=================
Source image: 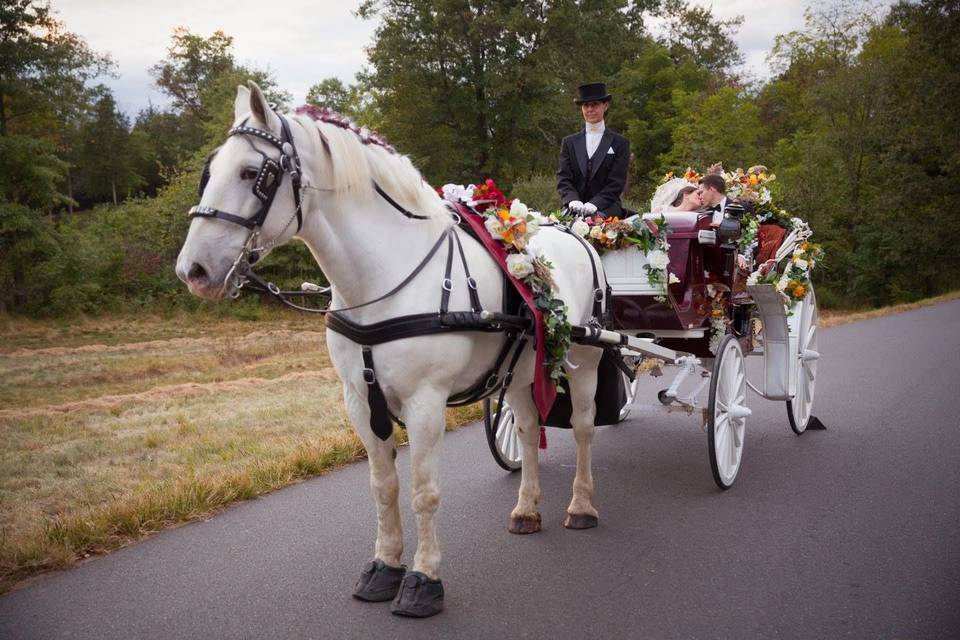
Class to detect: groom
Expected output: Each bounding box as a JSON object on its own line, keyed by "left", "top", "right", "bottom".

{"left": 556, "top": 82, "right": 630, "bottom": 218}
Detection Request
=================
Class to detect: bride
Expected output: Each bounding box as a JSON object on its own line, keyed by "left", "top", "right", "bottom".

{"left": 650, "top": 177, "right": 702, "bottom": 214}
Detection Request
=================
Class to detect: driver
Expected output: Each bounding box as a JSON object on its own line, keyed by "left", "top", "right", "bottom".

{"left": 557, "top": 82, "right": 630, "bottom": 218}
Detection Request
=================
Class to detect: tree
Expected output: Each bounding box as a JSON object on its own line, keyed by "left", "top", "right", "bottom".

{"left": 656, "top": 0, "right": 744, "bottom": 81}
{"left": 73, "top": 91, "right": 143, "bottom": 205}
{"left": 150, "top": 28, "right": 234, "bottom": 120}
{"left": 0, "top": 0, "right": 112, "bottom": 137}
{"left": 306, "top": 78, "right": 353, "bottom": 113}
{"left": 357, "top": 0, "right": 655, "bottom": 185}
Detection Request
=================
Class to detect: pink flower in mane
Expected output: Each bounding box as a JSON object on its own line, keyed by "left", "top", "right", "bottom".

{"left": 294, "top": 105, "right": 396, "bottom": 153}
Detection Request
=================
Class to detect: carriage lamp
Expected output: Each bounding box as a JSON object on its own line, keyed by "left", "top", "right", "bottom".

{"left": 716, "top": 216, "right": 742, "bottom": 244}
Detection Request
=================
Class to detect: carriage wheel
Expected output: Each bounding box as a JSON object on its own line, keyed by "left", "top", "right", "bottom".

{"left": 707, "top": 334, "right": 750, "bottom": 490}
{"left": 787, "top": 285, "right": 819, "bottom": 435}
{"left": 483, "top": 398, "right": 521, "bottom": 472}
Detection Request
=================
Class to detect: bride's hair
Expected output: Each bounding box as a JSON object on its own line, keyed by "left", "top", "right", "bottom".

{"left": 671, "top": 186, "right": 696, "bottom": 207}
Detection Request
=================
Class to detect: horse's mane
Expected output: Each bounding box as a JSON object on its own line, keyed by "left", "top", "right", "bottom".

{"left": 291, "top": 105, "right": 447, "bottom": 221}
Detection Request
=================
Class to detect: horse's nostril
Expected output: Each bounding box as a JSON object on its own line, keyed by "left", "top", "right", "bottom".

{"left": 188, "top": 263, "right": 208, "bottom": 282}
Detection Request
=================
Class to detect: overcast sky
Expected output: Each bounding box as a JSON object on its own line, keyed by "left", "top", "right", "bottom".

{"left": 55, "top": 0, "right": 860, "bottom": 116}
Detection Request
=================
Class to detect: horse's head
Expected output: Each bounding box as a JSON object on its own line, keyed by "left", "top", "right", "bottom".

{"left": 176, "top": 82, "right": 304, "bottom": 299}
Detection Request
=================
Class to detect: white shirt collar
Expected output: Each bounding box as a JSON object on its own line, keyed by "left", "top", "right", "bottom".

{"left": 585, "top": 120, "right": 605, "bottom": 135}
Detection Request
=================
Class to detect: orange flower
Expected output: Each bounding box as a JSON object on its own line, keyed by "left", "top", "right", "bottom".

{"left": 749, "top": 174, "right": 759, "bottom": 186}
{"left": 514, "top": 221, "right": 527, "bottom": 234}
{"left": 792, "top": 284, "right": 806, "bottom": 299}
{"left": 498, "top": 209, "right": 511, "bottom": 222}
{"left": 711, "top": 308, "right": 725, "bottom": 318}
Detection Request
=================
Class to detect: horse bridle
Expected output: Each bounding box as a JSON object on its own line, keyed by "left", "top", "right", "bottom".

{"left": 188, "top": 111, "right": 309, "bottom": 296}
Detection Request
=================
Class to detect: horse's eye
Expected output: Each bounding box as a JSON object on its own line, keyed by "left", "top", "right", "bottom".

{"left": 240, "top": 168, "right": 259, "bottom": 180}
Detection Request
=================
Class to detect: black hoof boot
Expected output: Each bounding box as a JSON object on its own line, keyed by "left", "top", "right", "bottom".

{"left": 390, "top": 571, "right": 444, "bottom": 618}
{"left": 564, "top": 512, "right": 599, "bottom": 529}
{"left": 352, "top": 559, "right": 407, "bottom": 602}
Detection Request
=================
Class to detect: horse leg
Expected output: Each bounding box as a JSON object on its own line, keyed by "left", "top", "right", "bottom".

{"left": 564, "top": 346, "right": 601, "bottom": 530}
{"left": 506, "top": 388, "right": 544, "bottom": 534}
{"left": 390, "top": 389, "right": 446, "bottom": 618}
{"left": 343, "top": 385, "right": 406, "bottom": 603}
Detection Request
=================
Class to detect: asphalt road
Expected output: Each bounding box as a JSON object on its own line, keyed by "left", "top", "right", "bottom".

{"left": 3, "top": 301, "right": 959, "bottom": 639}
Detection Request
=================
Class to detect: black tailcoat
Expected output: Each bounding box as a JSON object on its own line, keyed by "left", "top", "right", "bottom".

{"left": 556, "top": 127, "right": 630, "bottom": 218}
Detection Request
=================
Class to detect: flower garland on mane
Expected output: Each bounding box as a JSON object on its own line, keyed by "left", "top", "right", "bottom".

{"left": 438, "top": 180, "right": 571, "bottom": 385}
{"left": 294, "top": 105, "right": 397, "bottom": 152}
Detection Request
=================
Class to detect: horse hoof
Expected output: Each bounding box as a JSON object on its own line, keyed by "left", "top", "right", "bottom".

{"left": 352, "top": 559, "right": 407, "bottom": 602}
{"left": 390, "top": 571, "right": 444, "bottom": 618}
{"left": 508, "top": 513, "right": 542, "bottom": 534}
{"left": 564, "top": 512, "right": 599, "bottom": 530}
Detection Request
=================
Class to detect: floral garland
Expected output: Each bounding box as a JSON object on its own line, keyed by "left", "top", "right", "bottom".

{"left": 564, "top": 214, "right": 675, "bottom": 302}
{"left": 438, "top": 180, "right": 571, "bottom": 385}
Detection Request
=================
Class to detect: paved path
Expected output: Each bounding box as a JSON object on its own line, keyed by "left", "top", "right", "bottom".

{"left": 3, "top": 302, "right": 959, "bottom": 639}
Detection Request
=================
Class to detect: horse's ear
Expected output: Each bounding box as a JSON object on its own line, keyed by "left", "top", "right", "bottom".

{"left": 234, "top": 85, "right": 251, "bottom": 121}
{"left": 247, "top": 81, "right": 281, "bottom": 133}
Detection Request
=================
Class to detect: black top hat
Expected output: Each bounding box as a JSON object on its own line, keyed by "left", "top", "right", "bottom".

{"left": 574, "top": 82, "right": 611, "bottom": 104}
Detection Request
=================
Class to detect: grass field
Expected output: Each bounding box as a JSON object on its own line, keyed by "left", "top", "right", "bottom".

{"left": 2, "top": 291, "right": 957, "bottom": 593}
{"left": 0, "top": 310, "right": 480, "bottom": 593}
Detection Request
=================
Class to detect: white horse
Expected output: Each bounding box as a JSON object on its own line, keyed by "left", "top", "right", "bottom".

{"left": 176, "top": 82, "right": 604, "bottom": 618}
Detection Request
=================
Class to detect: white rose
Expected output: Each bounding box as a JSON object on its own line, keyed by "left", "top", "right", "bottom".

{"left": 668, "top": 272, "right": 680, "bottom": 285}
{"left": 526, "top": 217, "right": 540, "bottom": 236}
{"left": 506, "top": 253, "right": 535, "bottom": 279}
{"left": 484, "top": 217, "right": 503, "bottom": 239}
{"left": 510, "top": 199, "right": 529, "bottom": 218}
{"left": 793, "top": 258, "right": 809, "bottom": 271}
{"left": 605, "top": 229, "right": 618, "bottom": 240}
{"left": 647, "top": 250, "right": 669, "bottom": 270}
{"left": 572, "top": 219, "right": 590, "bottom": 237}
{"left": 589, "top": 226, "right": 604, "bottom": 240}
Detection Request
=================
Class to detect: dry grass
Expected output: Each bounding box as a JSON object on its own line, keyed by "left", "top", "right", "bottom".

{"left": 818, "top": 290, "right": 960, "bottom": 328}
{"left": 0, "top": 312, "right": 481, "bottom": 593}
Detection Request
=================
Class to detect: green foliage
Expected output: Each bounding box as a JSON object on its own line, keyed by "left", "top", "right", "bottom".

{"left": 510, "top": 173, "right": 561, "bottom": 214}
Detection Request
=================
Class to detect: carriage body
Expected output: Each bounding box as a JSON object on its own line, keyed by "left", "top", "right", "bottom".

{"left": 485, "top": 211, "right": 820, "bottom": 490}
{"left": 603, "top": 211, "right": 751, "bottom": 358}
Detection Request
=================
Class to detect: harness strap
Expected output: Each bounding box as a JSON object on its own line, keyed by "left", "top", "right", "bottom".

{"left": 326, "top": 310, "right": 529, "bottom": 346}
{"left": 491, "top": 332, "right": 530, "bottom": 436}
{"left": 374, "top": 182, "right": 429, "bottom": 220}
{"left": 439, "top": 232, "right": 456, "bottom": 314}
{"left": 452, "top": 228, "right": 483, "bottom": 312}
{"left": 560, "top": 223, "right": 604, "bottom": 320}
{"left": 361, "top": 347, "right": 395, "bottom": 441}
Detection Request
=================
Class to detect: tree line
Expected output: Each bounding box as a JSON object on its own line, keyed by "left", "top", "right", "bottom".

{"left": 1, "top": 0, "right": 957, "bottom": 315}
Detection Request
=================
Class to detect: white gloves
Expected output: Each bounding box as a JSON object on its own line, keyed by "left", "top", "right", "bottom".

{"left": 567, "top": 200, "right": 598, "bottom": 215}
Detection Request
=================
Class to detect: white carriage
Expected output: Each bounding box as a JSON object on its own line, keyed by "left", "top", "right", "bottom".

{"left": 484, "top": 212, "right": 821, "bottom": 489}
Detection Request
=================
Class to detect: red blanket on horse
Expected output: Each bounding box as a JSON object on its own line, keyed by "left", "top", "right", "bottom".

{"left": 453, "top": 202, "right": 557, "bottom": 421}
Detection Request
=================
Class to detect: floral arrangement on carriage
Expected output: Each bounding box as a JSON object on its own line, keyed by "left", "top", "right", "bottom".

{"left": 438, "top": 180, "right": 571, "bottom": 385}
{"left": 664, "top": 163, "right": 824, "bottom": 309}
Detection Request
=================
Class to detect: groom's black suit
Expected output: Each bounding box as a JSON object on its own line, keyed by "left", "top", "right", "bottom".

{"left": 557, "top": 128, "right": 630, "bottom": 218}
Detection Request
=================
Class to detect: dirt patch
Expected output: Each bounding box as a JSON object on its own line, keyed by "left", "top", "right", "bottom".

{"left": 0, "top": 369, "right": 338, "bottom": 421}
{"left": 3, "top": 329, "right": 326, "bottom": 359}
